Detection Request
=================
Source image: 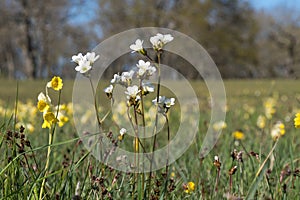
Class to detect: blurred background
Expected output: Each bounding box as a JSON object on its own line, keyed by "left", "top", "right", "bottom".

{"left": 0, "top": 0, "right": 299, "bottom": 80}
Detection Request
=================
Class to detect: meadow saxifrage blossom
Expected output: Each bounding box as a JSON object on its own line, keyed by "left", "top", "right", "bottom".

{"left": 71, "top": 53, "right": 84, "bottom": 63}
{"left": 118, "top": 128, "right": 127, "bottom": 141}
{"left": 111, "top": 73, "right": 121, "bottom": 84}
{"left": 47, "top": 76, "right": 63, "bottom": 91}
{"left": 152, "top": 96, "right": 175, "bottom": 113}
{"left": 125, "top": 85, "right": 140, "bottom": 99}
{"left": 125, "top": 85, "right": 141, "bottom": 106}
{"left": 75, "top": 58, "right": 92, "bottom": 74}
{"left": 120, "top": 70, "right": 135, "bottom": 86}
{"left": 136, "top": 60, "right": 156, "bottom": 78}
{"left": 85, "top": 52, "right": 99, "bottom": 64}
{"left": 130, "top": 39, "right": 146, "bottom": 55}
{"left": 141, "top": 82, "right": 155, "bottom": 96}
{"left": 150, "top": 33, "right": 174, "bottom": 51}
{"left": 104, "top": 85, "right": 114, "bottom": 99}
{"left": 294, "top": 113, "right": 300, "bottom": 128}
{"left": 72, "top": 52, "right": 99, "bottom": 74}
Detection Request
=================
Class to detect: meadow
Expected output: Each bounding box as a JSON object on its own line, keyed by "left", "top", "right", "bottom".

{"left": 0, "top": 78, "right": 300, "bottom": 199}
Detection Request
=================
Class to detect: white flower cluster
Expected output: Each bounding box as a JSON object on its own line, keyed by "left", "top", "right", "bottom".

{"left": 152, "top": 96, "right": 175, "bottom": 113}
{"left": 104, "top": 33, "right": 175, "bottom": 109}
{"left": 71, "top": 52, "right": 99, "bottom": 74}
{"left": 130, "top": 33, "right": 174, "bottom": 54}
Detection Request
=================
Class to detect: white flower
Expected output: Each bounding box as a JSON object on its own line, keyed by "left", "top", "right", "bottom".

{"left": 72, "top": 52, "right": 99, "bottom": 74}
{"left": 120, "top": 70, "right": 135, "bottom": 86}
{"left": 150, "top": 33, "right": 174, "bottom": 51}
{"left": 152, "top": 96, "right": 165, "bottom": 105}
{"left": 130, "top": 39, "right": 144, "bottom": 53}
{"left": 86, "top": 52, "right": 99, "bottom": 64}
{"left": 71, "top": 53, "right": 84, "bottom": 64}
{"left": 104, "top": 85, "right": 113, "bottom": 93}
{"left": 111, "top": 74, "right": 121, "bottom": 84}
{"left": 162, "top": 34, "right": 174, "bottom": 44}
{"left": 120, "top": 128, "right": 127, "bottom": 136}
{"left": 136, "top": 60, "right": 156, "bottom": 79}
{"left": 38, "top": 92, "right": 51, "bottom": 103}
{"left": 152, "top": 96, "right": 175, "bottom": 113}
{"left": 214, "top": 156, "right": 219, "bottom": 162}
{"left": 164, "top": 98, "right": 175, "bottom": 108}
{"left": 75, "top": 59, "right": 92, "bottom": 74}
{"left": 136, "top": 60, "right": 150, "bottom": 76}
{"left": 125, "top": 85, "right": 140, "bottom": 99}
{"left": 142, "top": 82, "right": 154, "bottom": 94}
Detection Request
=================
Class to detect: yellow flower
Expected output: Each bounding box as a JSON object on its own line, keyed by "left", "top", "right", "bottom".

{"left": 264, "top": 98, "right": 276, "bottom": 119}
{"left": 58, "top": 115, "right": 69, "bottom": 127}
{"left": 37, "top": 100, "right": 49, "bottom": 112}
{"left": 271, "top": 121, "right": 285, "bottom": 140}
{"left": 232, "top": 130, "right": 244, "bottom": 140}
{"left": 42, "top": 112, "right": 58, "bottom": 129}
{"left": 213, "top": 121, "right": 227, "bottom": 132}
{"left": 47, "top": 76, "right": 63, "bottom": 91}
{"left": 37, "top": 92, "right": 51, "bottom": 112}
{"left": 257, "top": 115, "right": 266, "bottom": 129}
{"left": 294, "top": 113, "right": 300, "bottom": 128}
{"left": 184, "top": 181, "right": 195, "bottom": 194}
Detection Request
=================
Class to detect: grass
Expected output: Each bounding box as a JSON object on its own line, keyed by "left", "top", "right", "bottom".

{"left": 0, "top": 78, "right": 300, "bottom": 199}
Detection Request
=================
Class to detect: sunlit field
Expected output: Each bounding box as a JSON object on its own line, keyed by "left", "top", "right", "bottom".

{"left": 1, "top": 79, "right": 300, "bottom": 199}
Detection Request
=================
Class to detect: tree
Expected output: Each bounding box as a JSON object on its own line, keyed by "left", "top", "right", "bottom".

{"left": 95, "top": 0, "right": 259, "bottom": 78}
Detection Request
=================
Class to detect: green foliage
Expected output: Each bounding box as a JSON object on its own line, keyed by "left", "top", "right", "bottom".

{"left": 0, "top": 79, "right": 300, "bottom": 199}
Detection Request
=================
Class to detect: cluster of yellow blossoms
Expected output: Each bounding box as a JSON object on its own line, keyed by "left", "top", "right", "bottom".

{"left": 37, "top": 76, "right": 68, "bottom": 129}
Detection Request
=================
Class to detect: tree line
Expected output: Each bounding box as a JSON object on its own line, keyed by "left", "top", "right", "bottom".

{"left": 0, "top": 0, "right": 299, "bottom": 79}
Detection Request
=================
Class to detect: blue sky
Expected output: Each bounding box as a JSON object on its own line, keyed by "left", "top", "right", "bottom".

{"left": 249, "top": 0, "right": 300, "bottom": 10}
{"left": 70, "top": 0, "right": 300, "bottom": 25}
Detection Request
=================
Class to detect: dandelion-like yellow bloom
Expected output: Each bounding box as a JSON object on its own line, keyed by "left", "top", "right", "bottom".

{"left": 42, "top": 112, "right": 58, "bottom": 129}
{"left": 271, "top": 121, "right": 285, "bottom": 140}
{"left": 184, "top": 182, "right": 195, "bottom": 194}
{"left": 294, "top": 113, "right": 300, "bottom": 128}
{"left": 257, "top": 115, "right": 266, "bottom": 129}
{"left": 47, "top": 76, "right": 63, "bottom": 91}
{"left": 232, "top": 130, "right": 245, "bottom": 140}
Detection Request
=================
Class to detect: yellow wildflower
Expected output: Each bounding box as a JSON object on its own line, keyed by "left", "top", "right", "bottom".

{"left": 37, "top": 92, "right": 51, "bottom": 112}
{"left": 232, "top": 130, "right": 245, "bottom": 140}
{"left": 257, "top": 115, "right": 266, "bottom": 129}
{"left": 47, "top": 76, "right": 63, "bottom": 91}
{"left": 213, "top": 121, "right": 227, "bottom": 132}
{"left": 294, "top": 113, "right": 300, "bottom": 128}
{"left": 42, "top": 112, "right": 58, "bottom": 129}
{"left": 37, "top": 100, "right": 49, "bottom": 112}
{"left": 271, "top": 121, "right": 285, "bottom": 140}
{"left": 264, "top": 98, "right": 276, "bottom": 119}
{"left": 58, "top": 115, "right": 69, "bottom": 127}
{"left": 183, "top": 181, "right": 195, "bottom": 194}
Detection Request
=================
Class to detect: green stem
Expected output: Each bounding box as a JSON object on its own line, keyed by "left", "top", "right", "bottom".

{"left": 39, "top": 129, "right": 54, "bottom": 199}
{"left": 39, "top": 90, "right": 61, "bottom": 199}
{"left": 148, "top": 52, "right": 161, "bottom": 199}
{"left": 139, "top": 80, "right": 146, "bottom": 196}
